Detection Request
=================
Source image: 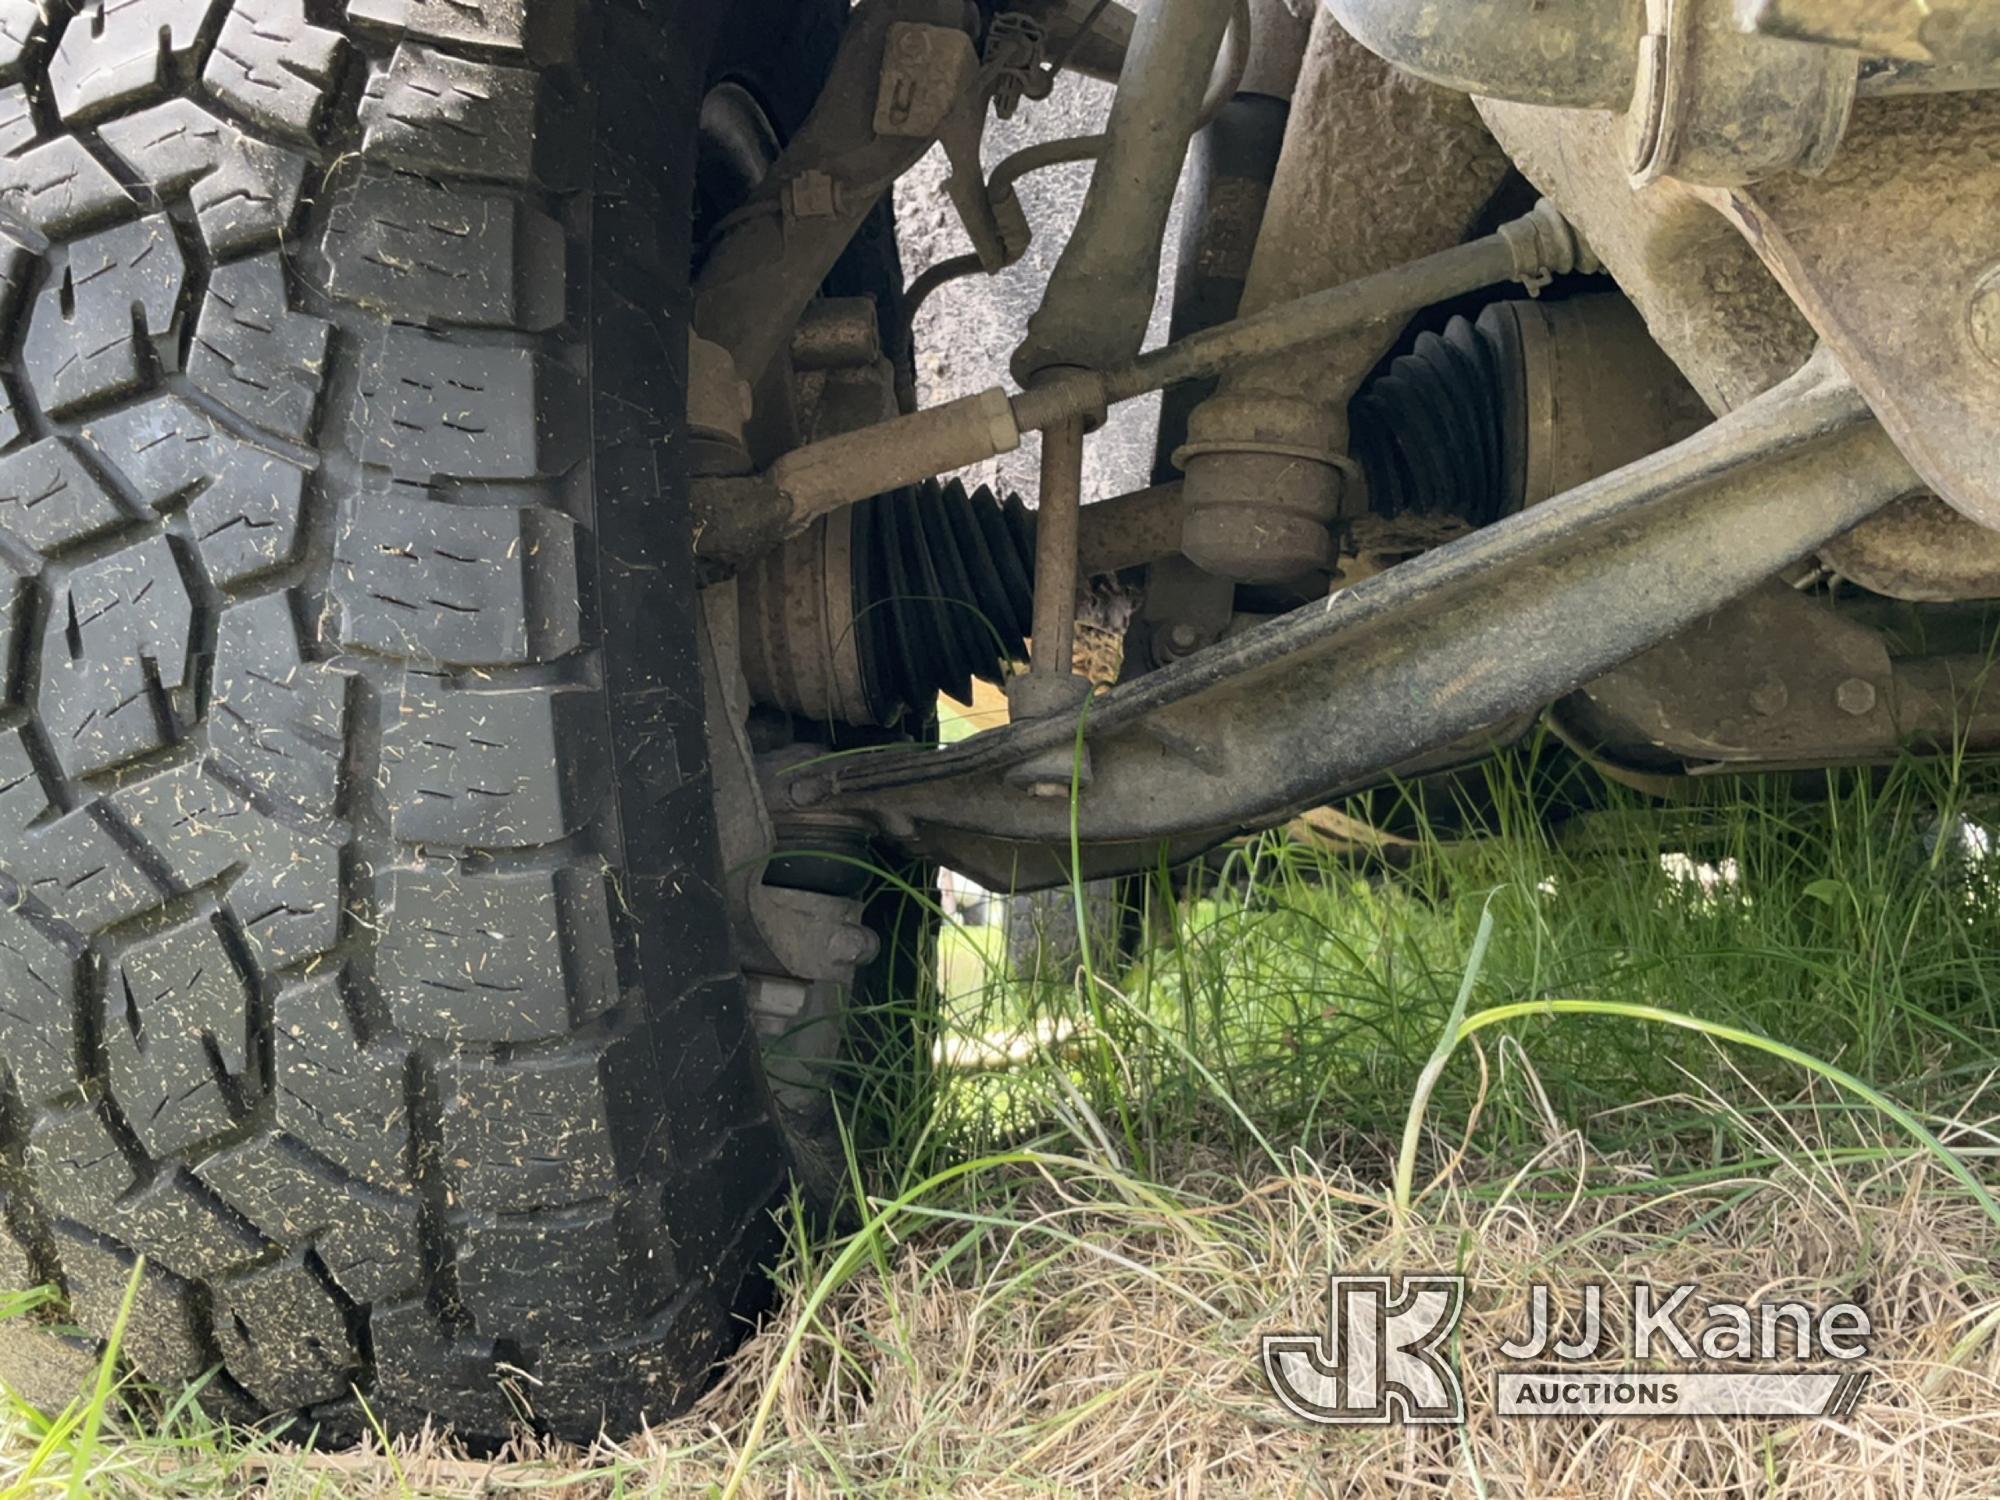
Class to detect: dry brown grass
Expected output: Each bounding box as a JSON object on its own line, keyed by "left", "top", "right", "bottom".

{"left": 137, "top": 1103, "right": 2000, "bottom": 1499}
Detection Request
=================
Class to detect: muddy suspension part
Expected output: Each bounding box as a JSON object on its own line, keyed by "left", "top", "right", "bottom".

{"left": 728, "top": 292, "right": 1706, "bottom": 736}
{"left": 696, "top": 199, "right": 1596, "bottom": 561}
{"left": 785, "top": 352, "right": 1922, "bottom": 889}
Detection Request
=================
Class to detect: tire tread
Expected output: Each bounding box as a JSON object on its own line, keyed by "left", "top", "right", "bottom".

{"left": 0, "top": 0, "right": 786, "bottom": 1439}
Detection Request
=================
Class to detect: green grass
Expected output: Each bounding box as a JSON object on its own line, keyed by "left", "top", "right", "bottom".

{"left": 717, "top": 746, "right": 2000, "bottom": 1491}
{"left": 8, "top": 742, "right": 2000, "bottom": 1492}
{"left": 905, "top": 745, "right": 2000, "bottom": 1193}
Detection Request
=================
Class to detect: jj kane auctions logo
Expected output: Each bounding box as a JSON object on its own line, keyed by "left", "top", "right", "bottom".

{"left": 1263, "top": 1275, "right": 1871, "bottom": 1424}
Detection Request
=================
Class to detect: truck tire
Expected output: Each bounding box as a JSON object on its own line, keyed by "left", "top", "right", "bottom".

{"left": 0, "top": 0, "right": 826, "bottom": 1441}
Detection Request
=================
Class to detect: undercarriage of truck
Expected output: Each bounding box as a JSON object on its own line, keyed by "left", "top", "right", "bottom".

{"left": 0, "top": 0, "right": 1993, "bottom": 1439}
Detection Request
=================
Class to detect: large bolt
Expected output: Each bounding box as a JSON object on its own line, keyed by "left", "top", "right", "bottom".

{"left": 1749, "top": 677, "right": 1789, "bottom": 716}
{"left": 1970, "top": 267, "right": 2000, "bottom": 367}
{"left": 1835, "top": 677, "right": 1877, "bottom": 716}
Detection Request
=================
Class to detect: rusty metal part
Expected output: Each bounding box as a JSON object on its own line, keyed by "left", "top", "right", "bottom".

{"left": 1011, "top": 0, "right": 1237, "bottom": 382}
{"left": 1324, "top": 0, "right": 1999, "bottom": 186}
{"left": 1028, "top": 416, "right": 1087, "bottom": 681}
{"left": 1696, "top": 93, "right": 2000, "bottom": 533}
{"left": 791, "top": 351, "right": 1918, "bottom": 882}
{"left": 695, "top": 1, "right": 978, "bottom": 388}
{"left": 1553, "top": 582, "right": 2000, "bottom": 772}
{"left": 1175, "top": 9, "right": 1512, "bottom": 582}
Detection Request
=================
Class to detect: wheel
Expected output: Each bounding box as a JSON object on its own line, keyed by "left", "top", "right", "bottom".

{"left": 0, "top": 0, "right": 845, "bottom": 1442}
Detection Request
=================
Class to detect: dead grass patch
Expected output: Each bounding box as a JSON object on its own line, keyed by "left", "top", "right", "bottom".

{"left": 43, "top": 1105, "right": 1994, "bottom": 1499}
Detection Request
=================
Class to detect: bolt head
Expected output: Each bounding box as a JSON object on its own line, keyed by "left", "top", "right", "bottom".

{"left": 1969, "top": 267, "right": 2000, "bottom": 367}
{"left": 1835, "top": 677, "right": 1877, "bottom": 717}
{"left": 1749, "top": 678, "right": 1789, "bottom": 717}
{"left": 1166, "top": 623, "right": 1201, "bottom": 655}
{"left": 785, "top": 773, "right": 829, "bottom": 808}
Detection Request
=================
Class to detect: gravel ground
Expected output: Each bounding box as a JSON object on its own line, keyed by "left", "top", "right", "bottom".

{"left": 893, "top": 28, "right": 1186, "bottom": 508}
